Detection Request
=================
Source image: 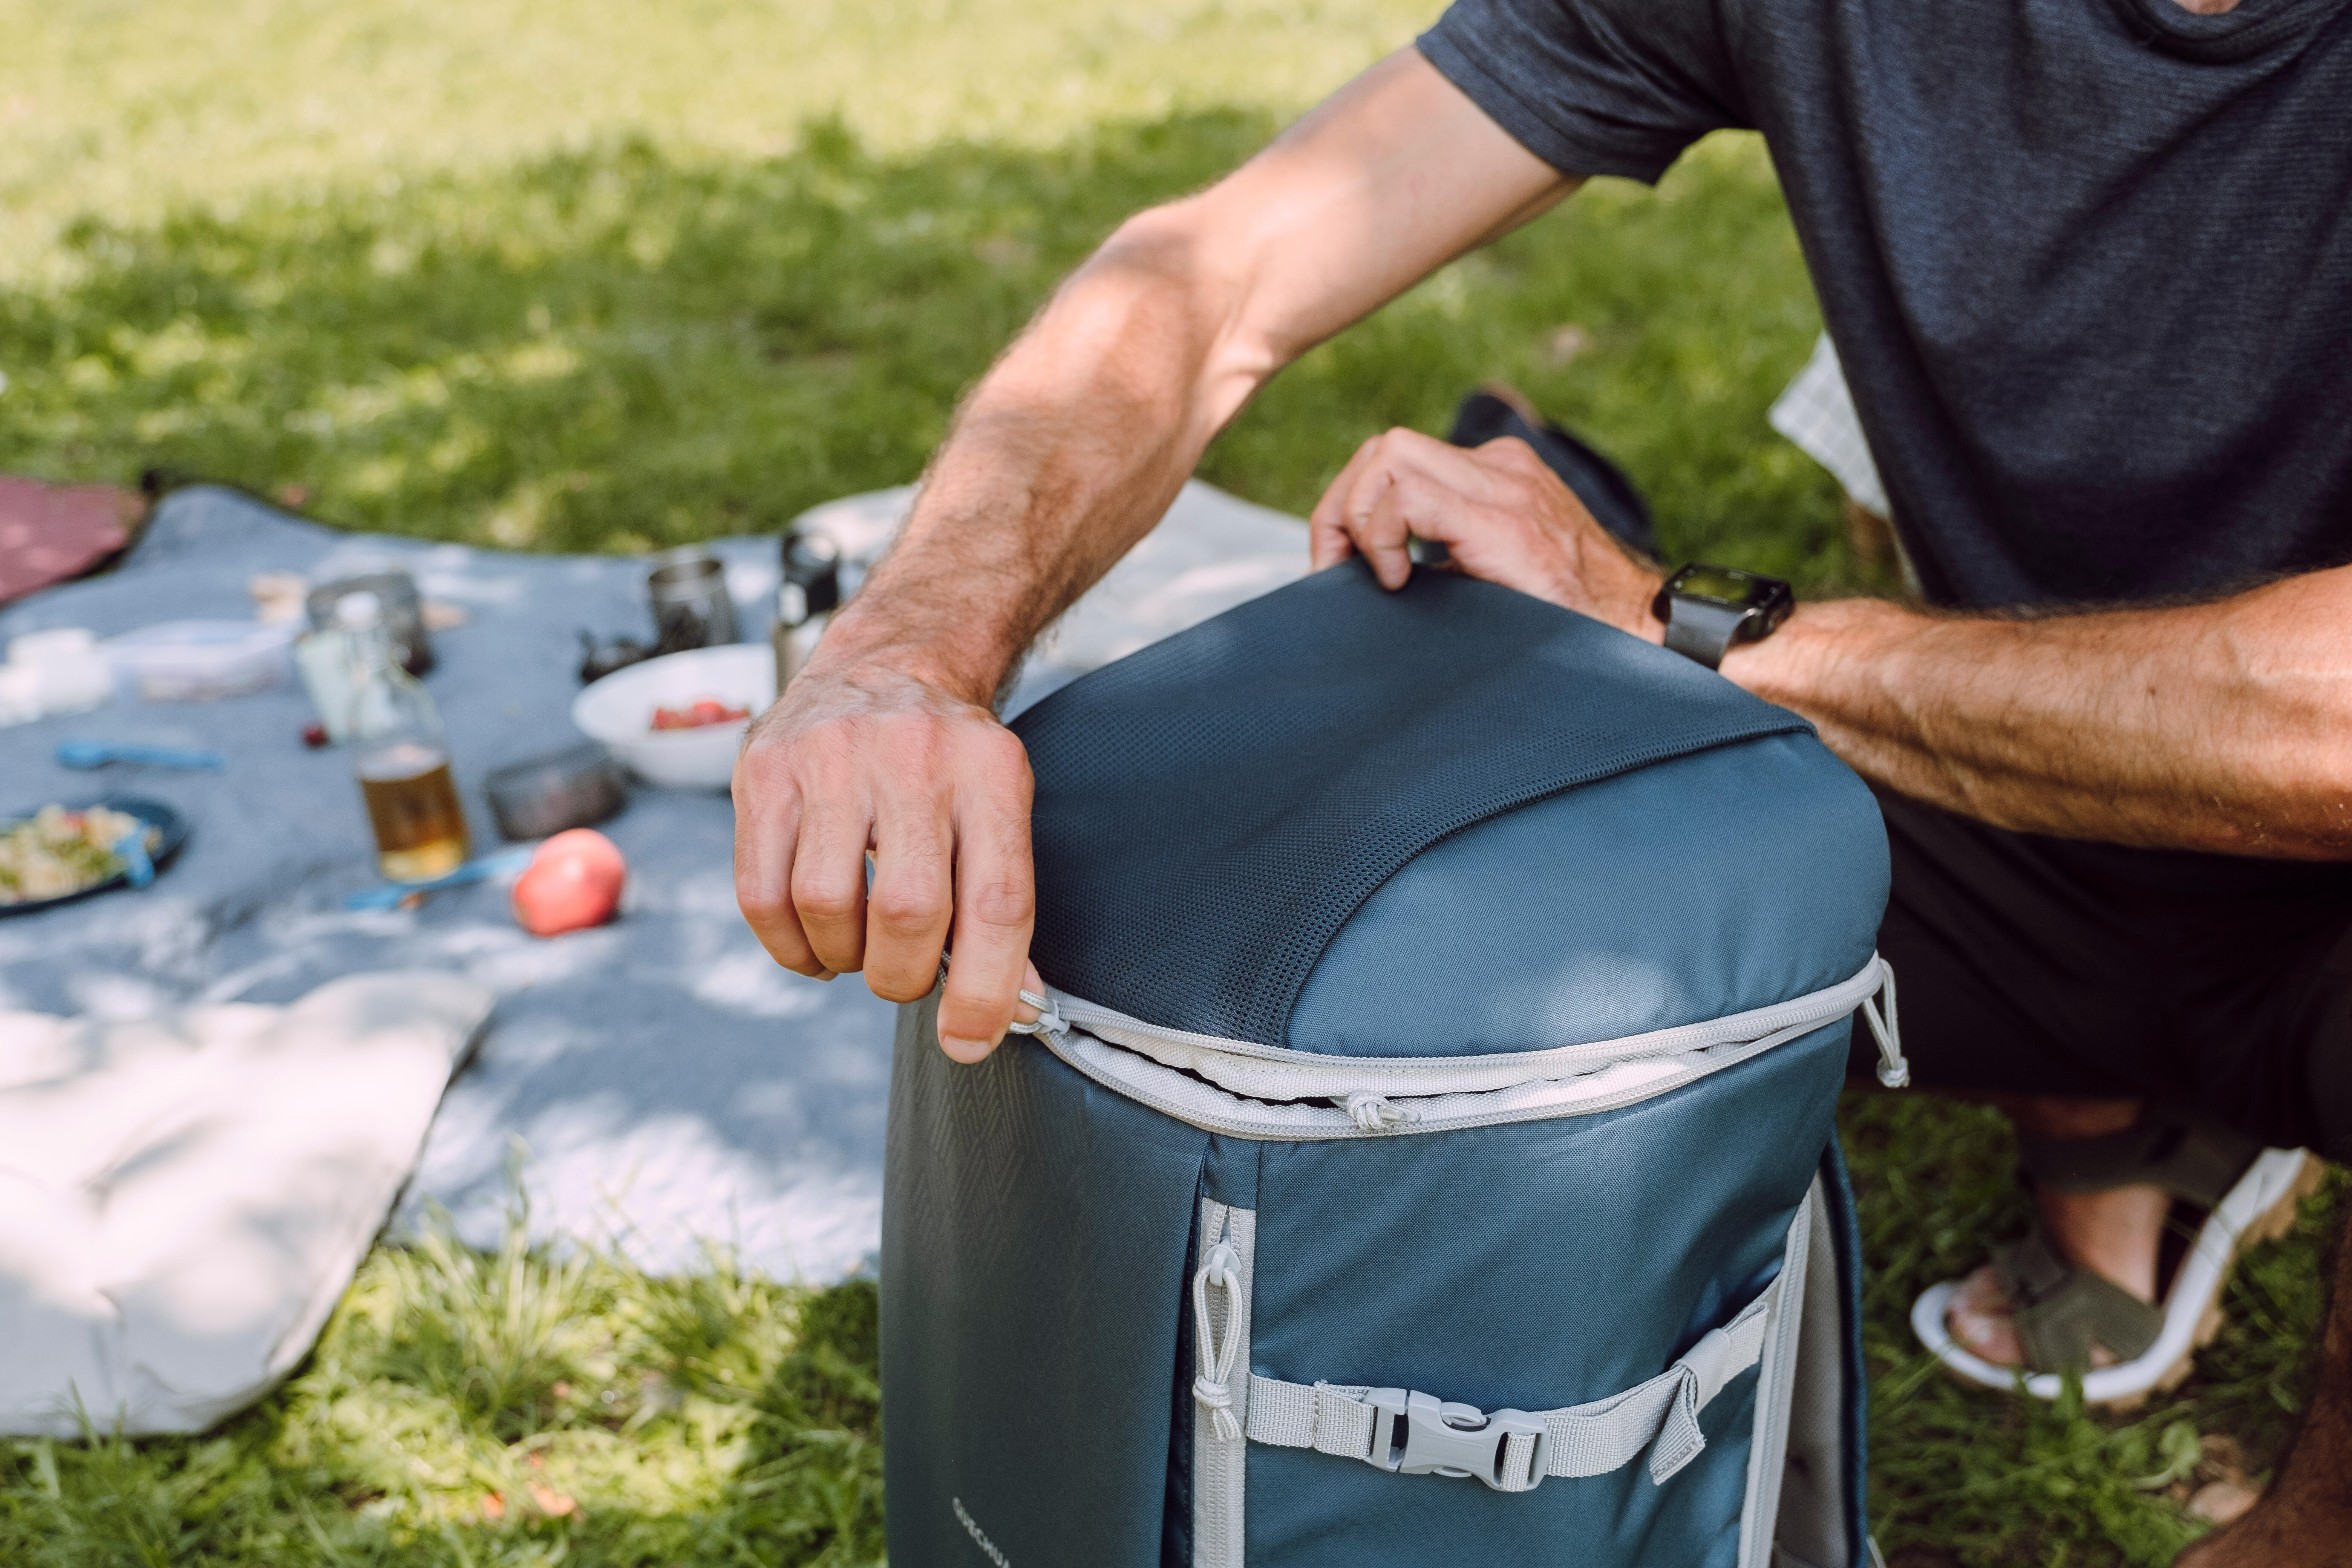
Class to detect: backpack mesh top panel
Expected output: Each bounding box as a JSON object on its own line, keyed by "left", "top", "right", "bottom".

{"left": 1011, "top": 563, "right": 1813, "bottom": 1046}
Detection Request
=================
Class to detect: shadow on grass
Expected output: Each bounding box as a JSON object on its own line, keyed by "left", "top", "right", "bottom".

{"left": 0, "top": 114, "right": 1269, "bottom": 556}
{"left": 0, "top": 112, "right": 1870, "bottom": 593}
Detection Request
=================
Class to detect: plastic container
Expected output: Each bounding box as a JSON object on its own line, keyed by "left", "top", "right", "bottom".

{"left": 105, "top": 620, "right": 296, "bottom": 703}
{"left": 484, "top": 743, "right": 630, "bottom": 840}
{"left": 3, "top": 629, "right": 113, "bottom": 720}
{"left": 571, "top": 644, "right": 774, "bottom": 790}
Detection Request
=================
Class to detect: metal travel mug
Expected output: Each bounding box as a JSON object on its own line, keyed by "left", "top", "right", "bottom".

{"left": 646, "top": 547, "right": 738, "bottom": 652}
{"left": 772, "top": 530, "right": 842, "bottom": 694}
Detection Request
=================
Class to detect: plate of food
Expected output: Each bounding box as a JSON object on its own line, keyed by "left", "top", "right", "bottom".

{"left": 0, "top": 796, "right": 188, "bottom": 916}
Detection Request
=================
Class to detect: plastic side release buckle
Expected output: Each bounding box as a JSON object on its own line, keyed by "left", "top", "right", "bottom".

{"left": 1362, "top": 1388, "right": 1549, "bottom": 1492}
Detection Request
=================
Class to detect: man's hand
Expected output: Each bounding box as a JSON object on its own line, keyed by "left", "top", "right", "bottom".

{"left": 732, "top": 655, "right": 1041, "bottom": 1063}
{"left": 1309, "top": 428, "right": 1663, "bottom": 641}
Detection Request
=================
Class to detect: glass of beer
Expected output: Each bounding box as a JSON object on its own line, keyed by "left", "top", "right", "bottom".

{"left": 358, "top": 739, "right": 470, "bottom": 881}
{"left": 335, "top": 591, "right": 472, "bottom": 882}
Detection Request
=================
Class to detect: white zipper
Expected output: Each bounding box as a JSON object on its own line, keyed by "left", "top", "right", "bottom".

{"left": 1024, "top": 957, "right": 1899, "bottom": 1142}
{"left": 1020, "top": 956, "right": 1898, "bottom": 1141}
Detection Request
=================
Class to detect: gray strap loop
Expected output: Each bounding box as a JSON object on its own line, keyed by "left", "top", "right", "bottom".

{"left": 1339, "top": 1091, "right": 1415, "bottom": 1132}
{"left": 934, "top": 953, "right": 1064, "bottom": 1037}
{"left": 1244, "top": 1276, "right": 1778, "bottom": 1490}
{"left": 1647, "top": 1367, "right": 1708, "bottom": 1483}
{"left": 1191, "top": 1233, "right": 1246, "bottom": 1442}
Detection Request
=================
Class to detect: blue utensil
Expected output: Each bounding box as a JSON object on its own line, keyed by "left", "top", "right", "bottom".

{"left": 56, "top": 740, "right": 228, "bottom": 771}
{"left": 111, "top": 824, "right": 156, "bottom": 888}
{"left": 344, "top": 845, "right": 534, "bottom": 911}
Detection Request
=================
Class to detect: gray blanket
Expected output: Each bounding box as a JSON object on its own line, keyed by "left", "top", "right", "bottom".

{"left": 0, "top": 482, "right": 1306, "bottom": 1279}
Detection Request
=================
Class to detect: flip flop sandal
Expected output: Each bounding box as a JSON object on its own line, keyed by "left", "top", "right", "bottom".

{"left": 1911, "top": 1113, "right": 2324, "bottom": 1409}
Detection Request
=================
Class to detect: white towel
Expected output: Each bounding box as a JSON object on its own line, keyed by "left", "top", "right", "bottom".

{"left": 0, "top": 971, "right": 492, "bottom": 1436}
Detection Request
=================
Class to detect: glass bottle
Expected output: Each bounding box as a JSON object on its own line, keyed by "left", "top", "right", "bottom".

{"left": 337, "top": 591, "right": 471, "bottom": 882}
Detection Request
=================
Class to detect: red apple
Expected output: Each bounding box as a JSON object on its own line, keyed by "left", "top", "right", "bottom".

{"left": 511, "top": 828, "right": 627, "bottom": 937}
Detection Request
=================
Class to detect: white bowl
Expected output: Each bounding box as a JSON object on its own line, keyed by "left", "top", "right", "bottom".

{"left": 571, "top": 644, "right": 774, "bottom": 790}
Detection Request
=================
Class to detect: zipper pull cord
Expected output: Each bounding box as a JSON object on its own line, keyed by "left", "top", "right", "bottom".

{"left": 1005, "top": 987, "right": 1066, "bottom": 1038}
{"left": 1860, "top": 958, "right": 1907, "bottom": 1088}
{"left": 1191, "top": 1237, "right": 1244, "bottom": 1441}
{"left": 935, "top": 953, "right": 1066, "bottom": 1038}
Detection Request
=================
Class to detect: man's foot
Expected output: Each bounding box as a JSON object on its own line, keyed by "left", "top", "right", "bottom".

{"left": 1915, "top": 1101, "right": 2312, "bottom": 1401}
{"left": 1947, "top": 1180, "right": 2173, "bottom": 1367}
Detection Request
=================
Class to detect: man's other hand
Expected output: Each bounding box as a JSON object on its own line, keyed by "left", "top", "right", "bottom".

{"left": 1309, "top": 428, "right": 1664, "bottom": 641}
{"left": 732, "top": 657, "right": 1041, "bottom": 1063}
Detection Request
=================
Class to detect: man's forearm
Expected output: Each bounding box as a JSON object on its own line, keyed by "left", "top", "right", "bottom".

{"left": 1724, "top": 572, "right": 2352, "bottom": 858}
{"left": 815, "top": 222, "right": 1250, "bottom": 709}
{"left": 805, "top": 52, "right": 1571, "bottom": 710}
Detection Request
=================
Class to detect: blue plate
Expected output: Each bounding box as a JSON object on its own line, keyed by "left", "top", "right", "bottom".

{"left": 0, "top": 796, "right": 190, "bottom": 917}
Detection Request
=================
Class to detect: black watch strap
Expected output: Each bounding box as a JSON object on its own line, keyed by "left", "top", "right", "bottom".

{"left": 1661, "top": 597, "right": 1748, "bottom": 671}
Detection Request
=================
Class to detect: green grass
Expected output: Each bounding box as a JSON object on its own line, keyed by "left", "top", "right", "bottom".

{"left": 0, "top": 2, "right": 2334, "bottom": 1562}
{"left": 0, "top": 121, "right": 1853, "bottom": 585}
{"left": 2, "top": 1196, "right": 885, "bottom": 1566}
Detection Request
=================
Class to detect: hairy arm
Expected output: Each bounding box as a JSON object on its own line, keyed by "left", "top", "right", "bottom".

{"left": 734, "top": 50, "right": 1578, "bottom": 1058}
{"left": 1728, "top": 581, "right": 2352, "bottom": 856}
{"left": 1311, "top": 430, "right": 2352, "bottom": 859}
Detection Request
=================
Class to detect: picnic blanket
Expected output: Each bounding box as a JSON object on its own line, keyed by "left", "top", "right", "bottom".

{"left": 0, "top": 481, "right": 1308, "bottom": 1282}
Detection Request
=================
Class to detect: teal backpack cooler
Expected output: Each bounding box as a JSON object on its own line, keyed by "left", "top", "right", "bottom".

{"left": 884, "top": 564, "right": 1900, "bottom": 1567}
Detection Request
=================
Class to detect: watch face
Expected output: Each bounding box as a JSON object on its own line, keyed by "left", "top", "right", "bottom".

{"left": 1671, "top": 564, "right": 1772, "bottom": 608}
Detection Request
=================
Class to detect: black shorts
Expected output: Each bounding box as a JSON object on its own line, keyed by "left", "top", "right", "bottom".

{"left": 1854, "top": 788, "right": 2352, "bottom": 1162}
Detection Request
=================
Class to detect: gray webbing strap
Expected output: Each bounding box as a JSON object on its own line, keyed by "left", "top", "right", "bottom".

{"left": 1245, "top": 1276, "right": 1779, "bottom": 1491}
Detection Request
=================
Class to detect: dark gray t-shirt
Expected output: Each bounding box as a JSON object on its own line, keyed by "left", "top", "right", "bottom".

{"left": 1420, "top": 0, "right": 2352, "bottom": 610}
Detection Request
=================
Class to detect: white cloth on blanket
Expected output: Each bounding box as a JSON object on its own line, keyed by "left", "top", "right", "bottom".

{"left": 0, "top": 972, "right": 493, "bottom": 1436}
{"left": 1768, "top": 334, "right": 1888, "bottom": 520}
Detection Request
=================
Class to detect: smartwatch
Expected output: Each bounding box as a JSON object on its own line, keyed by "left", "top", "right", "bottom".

{"left": 1651, "top": 564, "right": 1795, "bottom": 670}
